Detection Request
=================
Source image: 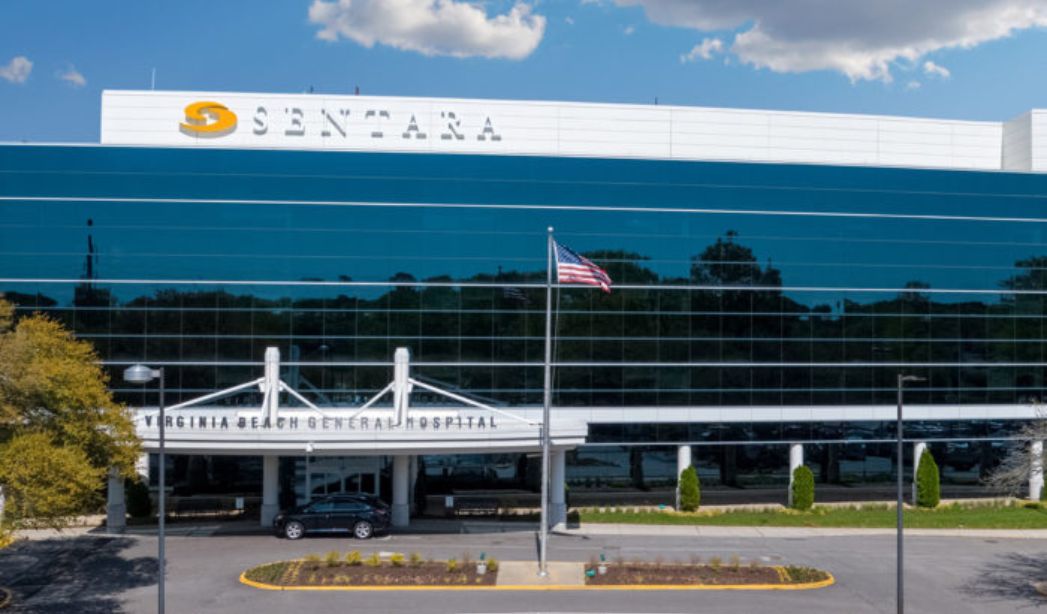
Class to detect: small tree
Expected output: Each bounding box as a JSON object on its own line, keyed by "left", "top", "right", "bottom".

{"left": 984, "top": 414, "right": 1047, "bottom": 498}
{"left": 915, "top": 449, "right": 940, "bottom": 508}
{"left": 0, "top": 296, "right": 141, "bottom": 530}
{"left": 0, "top": 432, "right": 104, "bottom": 528}
{"left": 0, "top": 303, "right": 140, "bottom": 474}
{"left": 790, "top": 465, "right": 815, "bottom": 511}
{"left": 678, "top": 466, "right": 700, "bottom": 512}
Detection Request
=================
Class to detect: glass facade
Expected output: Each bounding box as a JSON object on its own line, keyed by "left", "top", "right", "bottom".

{"left": 2, "top": 144, "right": 1046, "bottom": 495}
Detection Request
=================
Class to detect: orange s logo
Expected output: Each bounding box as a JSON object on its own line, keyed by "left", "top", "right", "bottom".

{"left": 179, "top": 101, "right": 237, "bottom": 137}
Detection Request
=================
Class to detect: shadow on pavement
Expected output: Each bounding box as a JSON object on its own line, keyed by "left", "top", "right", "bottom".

{"left": 962, "top": 551, "right": 1047, "bottom": 609}
{"left": 0, "top": 536, "right": 155, "bottom": 613}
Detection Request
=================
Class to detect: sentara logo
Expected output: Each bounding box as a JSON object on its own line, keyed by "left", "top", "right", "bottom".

{"left": 179, "top": 101, "right": 237, "bottom": 138}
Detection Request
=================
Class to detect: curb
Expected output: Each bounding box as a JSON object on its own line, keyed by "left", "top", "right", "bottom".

{"left": 238, "top": 567, "right": 835, "bottom": 592}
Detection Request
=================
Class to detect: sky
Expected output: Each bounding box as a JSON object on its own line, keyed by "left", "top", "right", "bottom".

{"left": 3, "top": 0, "right": 1047, "bottom": 143}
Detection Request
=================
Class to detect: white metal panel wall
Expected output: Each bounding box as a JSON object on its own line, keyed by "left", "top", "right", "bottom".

{"left": 1031, "top": 110, "right": 1047, "bottom": 172}
{"left": 101, "top": 90, "right": 1016, "bottom": 172}
{"left": 1002, "top": 112, "right": 1032, "bottom": 171}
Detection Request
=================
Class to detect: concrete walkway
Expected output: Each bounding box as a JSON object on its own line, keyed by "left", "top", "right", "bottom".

{"left": 496, "top": 561, "right": 585, "bottom": 586}
{"left": 567, "top": 522, "right": 1047, "bottom": 539}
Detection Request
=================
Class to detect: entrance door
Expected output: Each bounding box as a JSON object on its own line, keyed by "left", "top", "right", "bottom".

{"left": 300, "top": 456, "right": 382, "bottom": 504}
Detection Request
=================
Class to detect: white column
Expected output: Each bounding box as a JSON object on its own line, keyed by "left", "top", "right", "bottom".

{"left": 408, "top": 456, "right": 418, "bottom": 510}
{"left": 263, "top": 347, "right": 280, "bottom": 422}
{"left": 1030, "top": 441, "right": 1044, "bottom": 501}
{"left": 260, "top": 455, "right": 279, "bottom": 527}
{"left": 393, "top": 347, "right": 410, "bottom": 425}
{"left": 106, "top": 467, "right": 126, "bottom": 533}
{"left": 788, "top": 443, "right": 804, "bottom": 508}
{"left": 135, "top": 453, "right": 150, "bottom": 484}
{"left": 550, "top": 448, "right": 567, "bottom": 529}
{"left": 392, "top": 455, "right": 410, "bottom": 527}
{"left": 912, "top": 441, "right": 927, "bottom": 504}
{"left": 675, "top": 445, "right": 692, "bottom": 511}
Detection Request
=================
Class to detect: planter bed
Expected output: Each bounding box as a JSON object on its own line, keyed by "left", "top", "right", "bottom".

{"left": 244, "top": 559, "right": 497, "bottom": 587}
{"left": 585, "top": 563, "right": 829, "bottom": 587}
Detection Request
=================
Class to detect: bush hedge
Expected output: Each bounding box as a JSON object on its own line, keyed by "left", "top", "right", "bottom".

{"left": 791, "top": 465, "right": 815, "bottom": 511}
{"left": 125, "top": 478, "right": 152, "bottom": 519}
{"left": 916, "top": 449, "right": 940, "bottom": 508}
{"left": 678, "top": 466, "right": 701, "bottom": 512}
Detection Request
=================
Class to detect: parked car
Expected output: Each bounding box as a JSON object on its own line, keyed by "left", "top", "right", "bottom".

{"left": 273, "top": 494, "right": 390, "bottom": 540}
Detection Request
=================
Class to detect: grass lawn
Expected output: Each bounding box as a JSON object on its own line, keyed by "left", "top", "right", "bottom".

{"left": 579, "top": 502, "right": 1047, "bottom": 529}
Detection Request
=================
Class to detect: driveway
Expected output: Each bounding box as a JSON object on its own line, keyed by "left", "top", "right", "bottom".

{"left": 1, "top": 523, "right": 1045, "bottom": 613}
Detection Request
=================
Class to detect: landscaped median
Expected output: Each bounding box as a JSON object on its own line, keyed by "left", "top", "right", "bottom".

{"left": 239, "top": 551, "right": 833, "bottom": 591}
{"left": 242, "top": 550, "right": 498, "bottom": 589}
{"left": 578, "top": 500, "right": 1047, "bottom": 529}
{"left": 584, "top": 561, "right": 832, "bottom": 590}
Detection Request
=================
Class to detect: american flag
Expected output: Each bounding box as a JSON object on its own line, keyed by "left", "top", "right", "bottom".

{"left": 554, "top": 241, "right": 612, "bottom": 293}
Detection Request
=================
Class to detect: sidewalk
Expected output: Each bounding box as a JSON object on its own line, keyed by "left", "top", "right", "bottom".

{"left": 564, "top": 522, "right": 1047, "bottom": 540}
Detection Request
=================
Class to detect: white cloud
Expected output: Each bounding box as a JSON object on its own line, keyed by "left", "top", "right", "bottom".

{"left": 0, "top": 56, "right": 32, "bottom": 84}
{"left": 58, "top": 65, "right": 86, "bottom": 87}
{"left": 680, "top": 37, "right": 723, "bottom": 63}
{"left": 623, "top": 24, "right": 636, "bottom": 35}
{"left": 906, "top": 80, "right": 922, "bottom": 90}
{"left": 308, "top": 0, "right": 546, "bottom": 60}
{"left": 565, "top": 16, "right": 575, "bottom": 25}
{"left": 923, "top": 60, "right": 951, "bottom": 79}
{"left": 617, "top": 0, "right": 1047, "bottom": 82}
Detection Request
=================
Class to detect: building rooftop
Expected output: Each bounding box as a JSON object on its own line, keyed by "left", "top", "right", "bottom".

{"left": 94, "top": 90, "right": 1047, "bottom": 173}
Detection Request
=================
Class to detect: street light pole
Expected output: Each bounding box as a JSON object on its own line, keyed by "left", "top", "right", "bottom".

{"left": 539, "top": 227, "right": 554, "bottom": 577}
{"left": 896, "top": 373, "right": 925, "bottom": 614}
{"left": 157, "top": 367, "right": 165, "bottom": 614}
{"left": 124, "top": 364, "right": 166, "bottom": 614}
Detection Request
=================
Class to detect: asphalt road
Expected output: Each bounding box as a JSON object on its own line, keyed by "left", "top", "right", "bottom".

{"left": 2, "top": 525, "right": 1046, "bottom": 613}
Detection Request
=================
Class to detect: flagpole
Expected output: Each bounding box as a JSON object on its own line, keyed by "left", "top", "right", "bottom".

{"left": 539, "top": 226, "right": 554, "bottom": 577}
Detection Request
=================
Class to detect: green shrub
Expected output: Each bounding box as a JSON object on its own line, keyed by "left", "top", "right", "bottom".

{"left": 124, "top": 478, "right": 152, "bottom": 519}
{"left": 390, "top": 553, "right": 405, "bottom": 567}
{"left": 916, "top": 449, "right": 940, "bottom": 508}
{"left": 303, "top": 553, "right": 321, "bottom": 569}
{"left": 790, "top": 465, "right": 815, "bottom": 511}
{"left": 345, "top": 550, "right": 362, "bottom": 566}
{"left": 243, "top": 561, "right": 289, "bottom": 584}
{"left": 447, "top": 558, "right": 458, "bottom": 572}
{"left": 324, "top": 551, "right": 341, "bottom": 567}
{"left": 678, "top": 466, "right": 701, "bottom": 512}
{"left": 364, "top": 552, "right": 381, "bottom": 567}
{"left": 487, "top": 557, "right": 499, "bottom": 573}
{"left": 783, "top": 566, "right": 830, "bottom": 584}
{"left": 409, "top": 552, "right": 423, "bottom": 567}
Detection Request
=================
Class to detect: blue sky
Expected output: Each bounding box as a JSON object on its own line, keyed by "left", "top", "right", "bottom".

{"left": 3, "top": 0, "right": 1047, "bottom": 143}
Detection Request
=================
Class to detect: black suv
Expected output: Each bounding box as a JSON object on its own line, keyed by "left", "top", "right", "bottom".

{"left": 273, "top": 494, "right": 391, "bottom": 540}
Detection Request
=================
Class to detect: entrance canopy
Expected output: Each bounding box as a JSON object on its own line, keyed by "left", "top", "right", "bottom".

{"left": 132, "top": 347, "right": 587, "bottom": 456}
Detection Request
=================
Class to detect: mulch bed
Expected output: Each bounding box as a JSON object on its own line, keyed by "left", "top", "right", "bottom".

{"left": 586, "top": 563, "right": 801, "bottom": 586}
{"left": 247, "top": 560, "right": 497, "bottom": 587}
